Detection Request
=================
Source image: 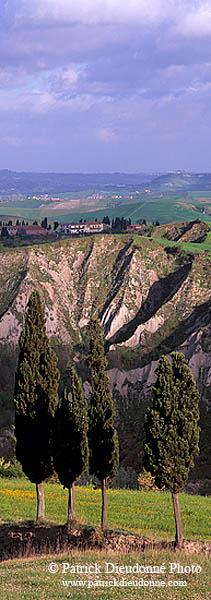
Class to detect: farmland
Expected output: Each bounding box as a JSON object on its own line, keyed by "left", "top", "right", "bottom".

{"left": 0, "top": 192, "right": 211, "bottom": 226}
{"left": 1, "top": 169, "right": 211, "bottom": 226}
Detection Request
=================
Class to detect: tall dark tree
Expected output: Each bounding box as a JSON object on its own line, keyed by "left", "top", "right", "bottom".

{"left": 102, "top": 216, "right": 110, "bottom": 225}
{"left": 115, "top": 382, "right": 148, "bottom": 472}
{"left": 88, "top": 318, "right": 119, "bottom": 529}
{"left": 13, "top": 290, "right": 59, "bottom": 521}
{"left": 1, "top": 226, "right": 9, "bottom": 239}
{"left": 144, "top": 352, "right": 200, "bottom": 548}
{"left": 53, "top": 368, "right": 89, "bottom": 525}
{"left": 41, "top": 217, "right": 48, "bottom": 229}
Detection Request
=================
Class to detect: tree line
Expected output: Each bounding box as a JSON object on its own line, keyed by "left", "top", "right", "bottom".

{"left": 14, "top": 292, "right": 118, "bottom": 530}
{"left": 13, "top": 291, "right": 200, "bottom": 548}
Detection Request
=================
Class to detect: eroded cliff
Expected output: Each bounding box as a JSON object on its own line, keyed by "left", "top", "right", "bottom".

{"left": 0, "top": 234, "right": 210, "bottom": 482}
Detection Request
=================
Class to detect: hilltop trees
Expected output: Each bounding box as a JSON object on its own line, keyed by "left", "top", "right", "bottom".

{"left": 13, "top": 290, "right": 59, "bottom": 521}
{"left": 52, "top": 368, "right": 89, "bottom": 525}
{"left": 41, "top": 217, "right": 48, "bottom": 229}
{"left": 1, "top": 226, "right": 9, "bottom": 239}
{"left": 102, "top": 216, "right": 110, "bottom": 225}
{"left": 144, "top": 352, "right": 200, "bottom": 548}
{"left": 111, "top": 217, "right": 131, "bottom": 232}
{"left": 88, "top": 318, "right": 119, "bottom": 529}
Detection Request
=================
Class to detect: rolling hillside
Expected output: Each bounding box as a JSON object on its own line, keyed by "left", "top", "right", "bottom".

{"left": 0, "top": 169, "right": 211, "bottom": 225}
{"left": 150, "top": 171, "right": 211, "bottom": 191}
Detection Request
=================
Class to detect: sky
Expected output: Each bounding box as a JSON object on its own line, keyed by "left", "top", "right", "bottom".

{"left": 0, "top": 0, "right": 211, "bottom": 172}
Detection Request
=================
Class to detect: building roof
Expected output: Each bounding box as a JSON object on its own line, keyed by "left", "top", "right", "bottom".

{"left": 60, "top": 221, "right": 104, "bottom": 226}
{"left": 21, "top": 225, "right": 43, "bottom": 230}
{"left": 0, "top": 225, "right": 44, "bottom": 231}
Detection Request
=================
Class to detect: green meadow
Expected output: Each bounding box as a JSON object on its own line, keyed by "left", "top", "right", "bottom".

{"left": 0, "top": 480, "right": 210, "bottom": 599}
{"left": 151, "top": 234, "right": 211, "bottom": 254}
{"left": 131, "top": 232, "right": 211, "bottom": 255}
{"left": 0, "top": 478, "right": 210, "bottom": 541}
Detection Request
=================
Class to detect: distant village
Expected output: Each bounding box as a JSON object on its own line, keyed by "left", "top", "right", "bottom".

{"left": 0, "top": 216, "right": 148, "bottom": 243}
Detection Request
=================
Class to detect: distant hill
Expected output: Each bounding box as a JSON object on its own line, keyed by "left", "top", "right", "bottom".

{"left": 150, "top": 171, "right": 211, "bottom": 191}
{"left": 2, "top": 169, "right": 211, "bottom": 195}
{"left": 0, "top": 170, "right": 156, "bottom": 195}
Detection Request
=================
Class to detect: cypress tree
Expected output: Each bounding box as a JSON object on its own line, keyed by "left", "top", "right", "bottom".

{"left": 13, "top": 290, "right": 59, "bottom": 521}
{"left": 52, "top": 368, "right": 89, "bottom": 525}
{"left": 88, "top": 318, "right": 119, "bottom": 529}
{"left": 144, "top": 352, "right": 200, "bottom": 548}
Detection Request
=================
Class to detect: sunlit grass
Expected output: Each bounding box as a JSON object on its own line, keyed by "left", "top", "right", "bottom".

{"left": 151, "top": 236, "right": 211, "bottom": 254}
{"left": 0, "top": 479, "right": 210, "bottom": 599}
{"left": 0, "top": 478, "right": 210, "bottom": 541}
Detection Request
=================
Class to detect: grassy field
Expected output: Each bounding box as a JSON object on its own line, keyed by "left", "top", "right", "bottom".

{"left": 0, "top": 479, "right": 210, "bottom": 599}
{"left": 0, "top": 550, "right": 210, "bottom": 600}
{"left": 151, "top": 235, "right": 211, "bottom": 254}
{"left": 131, "top": 233, "right": 211, "bottom": 255}
{"left": 0, "top": 478, "right": 210, "bottom": 542}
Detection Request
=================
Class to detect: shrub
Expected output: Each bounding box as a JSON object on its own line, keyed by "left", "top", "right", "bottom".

{"left": 112, "top": 466, "right": 138, "bottom": 490}
{"left": 0, "top": 456, "right": 26, "bottom": 478}
{"left": 76, "top": 470, "right": 101, "bottom": 489}
{"left": 138, "top": 468, "right": 159, "bottom": 491}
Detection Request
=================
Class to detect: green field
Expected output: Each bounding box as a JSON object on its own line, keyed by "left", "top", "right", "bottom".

{"left": 0, "top": 479, "right": 210, "bottom": 599}
{"left": 44, "top": 197, "right": 211, "bottom": 225}
{"left": 0, "top": 190, "right": 211, "bottom": 225}
{"left": 0, "top": 479, "right": 210, "bottom": 541}
{"left": 131, "top": 233, "right": 211, "bottom": 255}
{"left": 1, "top": 170, "right": 211, "bottom": 227}
{"left": 151, "top": 235, "right": 211, "bottom": 254}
